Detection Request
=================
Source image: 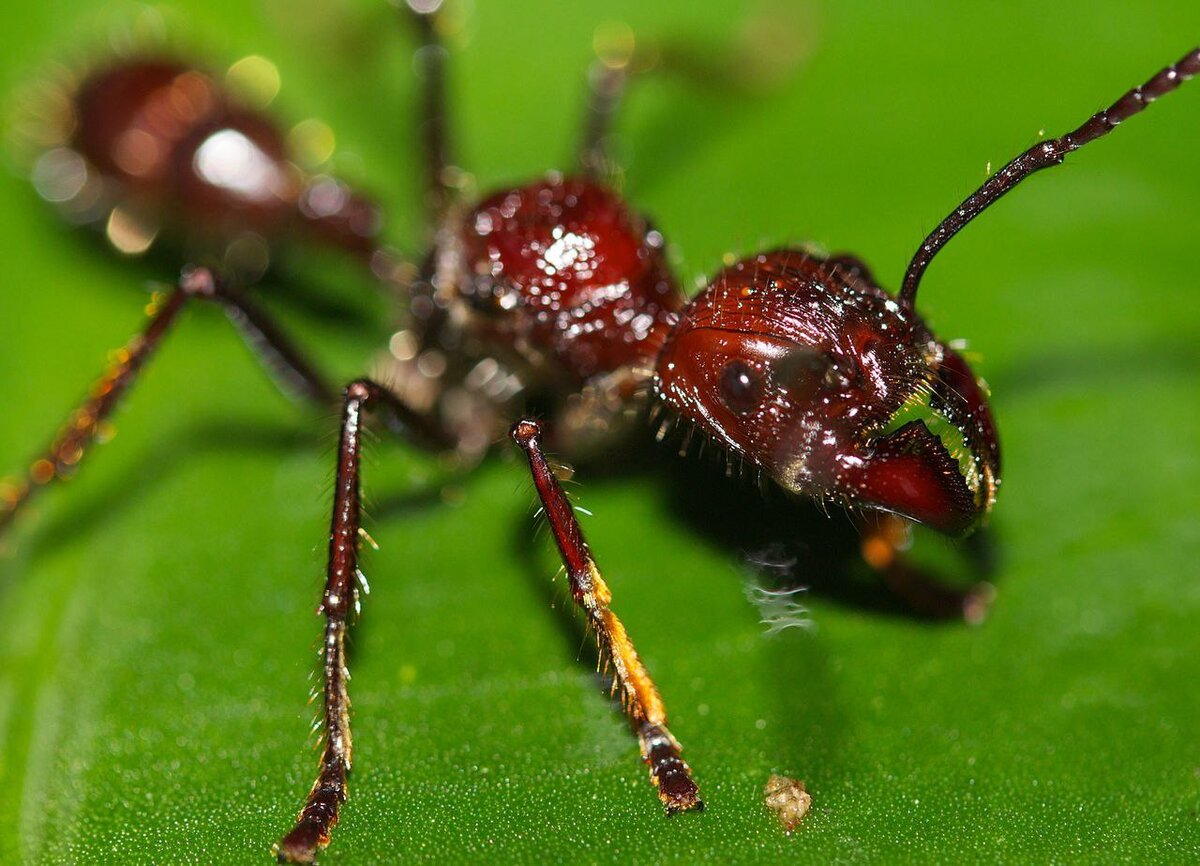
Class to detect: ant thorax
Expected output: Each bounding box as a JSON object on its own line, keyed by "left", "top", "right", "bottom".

{"left": 375, "top": 174, "right": 685, "bottom": 461}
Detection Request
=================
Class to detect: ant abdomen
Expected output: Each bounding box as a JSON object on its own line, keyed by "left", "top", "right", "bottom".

{"left": 34, "top": 57, "right": 382, "bottom": 273}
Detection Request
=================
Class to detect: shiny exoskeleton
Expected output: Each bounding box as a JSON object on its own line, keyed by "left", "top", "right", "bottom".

{"left": 655, "top": 251, "right": 998, "bottom": 535}
{"left": 3, "top": 6, "right": 1196, "bottom": 863}
{"left": 376, "top": 175, "right": 687, "bottom": 461}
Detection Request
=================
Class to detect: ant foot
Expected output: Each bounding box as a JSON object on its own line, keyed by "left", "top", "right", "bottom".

{"left": 640, "top": 722, "right": 703, "bottom": 814}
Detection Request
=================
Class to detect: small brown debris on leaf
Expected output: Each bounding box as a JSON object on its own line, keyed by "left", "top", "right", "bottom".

{"left": 764, "top": 773, "right": 811, "bottom": 832}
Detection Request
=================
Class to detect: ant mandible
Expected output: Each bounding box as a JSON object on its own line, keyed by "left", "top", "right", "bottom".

{"left": 1, "top": 4, "right": 1197, "bottom": 863}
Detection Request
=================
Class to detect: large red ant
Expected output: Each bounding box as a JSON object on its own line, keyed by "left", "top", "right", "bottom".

{"left": 1, "top": 3, "right": 1196, "bottom": 862}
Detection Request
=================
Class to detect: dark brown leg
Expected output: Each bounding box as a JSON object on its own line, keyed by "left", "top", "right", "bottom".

{"left": 222, "top": 290, "right": 336, "bottom": 405}
{"left": 576, "top": 10, "right": 811, "bottom": 181}
{"left": 406, "top": 3, "right": 453, "bottom": 226}
{"left": 510, "top": 418, "right": 702, "bottom": 814}
{"left": 0, "top": 266, "right": 337, "bottom": 535}
{"left": 578, "top": 62, "right": 629, "bottom": 180}
{"left": 859, "top": 513, "right": 994, "bottom": 625}
{"left": 276, "top": 378, "right": 407, "bottom": 863}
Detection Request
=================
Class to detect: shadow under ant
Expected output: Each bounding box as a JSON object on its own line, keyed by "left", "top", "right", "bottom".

{"left": 527, "top": 436, "right": 999, "bottom": 624}
{"left": 505, "top": 439, "right": 929, "bottom": 789}
{"left": 501, "top": 418, "right": 1004, "bottom": 750}
{"left": 1, "top": 414, "right": 447, "bottom": 575}
{"left": 6, "top": 418, "right": 314, "bottom": 566}
{"left": 662, "top": 456, "right": 998, "bottom": 618}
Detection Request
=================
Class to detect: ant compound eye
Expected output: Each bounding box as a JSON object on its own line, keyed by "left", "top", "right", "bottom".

{"left": 823, "top": 364, "right": 852, "bottom": 390}
{"left": 719, "top": 360, "right": 764, "bottom": 414}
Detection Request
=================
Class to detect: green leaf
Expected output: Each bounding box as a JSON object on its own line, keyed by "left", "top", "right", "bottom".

{"left": 2, "top": 1, "right": 1198, "bottom": 863}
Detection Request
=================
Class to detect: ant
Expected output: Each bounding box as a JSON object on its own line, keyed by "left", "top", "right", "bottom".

{"left": 1, "top": 3, "right": 1196, "bottom": 862}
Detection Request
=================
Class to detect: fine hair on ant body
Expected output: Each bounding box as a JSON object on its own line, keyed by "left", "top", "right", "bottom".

{"left": 1, "top": 3, "right": 1197, "bottom": 862}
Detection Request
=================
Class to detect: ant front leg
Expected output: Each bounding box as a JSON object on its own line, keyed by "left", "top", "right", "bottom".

{"left": 510, "top": 418, "right": 703, "bottom": 814}
{"left": 859, "top": 513, "right": 994, "bottom": 625}
{"left": 275, "top": 378, "right": 419, "bottom": 863}
{"left": 0, "top": 267, "right": 336, "bottom": 534}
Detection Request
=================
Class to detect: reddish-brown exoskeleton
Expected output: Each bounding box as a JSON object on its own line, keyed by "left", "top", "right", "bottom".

{"left": 2, "top": 4, "right": 1197, "bottom": 862}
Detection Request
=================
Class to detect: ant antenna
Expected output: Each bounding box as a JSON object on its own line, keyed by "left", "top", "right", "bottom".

{"left": 899, "top": 46, "right": 1200, "bottom": 310}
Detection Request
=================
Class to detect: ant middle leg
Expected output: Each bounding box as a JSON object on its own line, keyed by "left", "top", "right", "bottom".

{"left": 859, "top": 512, "right": 994, "bottom": 625}
{"left": 0, "top": 267, "right": 445, "bottom": 535}
{"left": 1, "top": 266, "right": 317, "bottom": 532}
{"left": 510, "top": 417, "right": 702, "bottom": 814}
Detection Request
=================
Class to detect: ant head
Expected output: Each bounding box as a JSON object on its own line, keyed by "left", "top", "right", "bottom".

{"left": 654, "top": 250, "right": 999, "bottom": 535}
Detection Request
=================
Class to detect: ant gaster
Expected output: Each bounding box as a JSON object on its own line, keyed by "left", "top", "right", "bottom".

{"left": 2, "top": 5, "right": 1197, "bottom": 863}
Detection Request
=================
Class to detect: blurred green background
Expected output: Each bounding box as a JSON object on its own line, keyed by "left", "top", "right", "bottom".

{"left": 1, "top": 1, "right": 1198, "bottom": 862}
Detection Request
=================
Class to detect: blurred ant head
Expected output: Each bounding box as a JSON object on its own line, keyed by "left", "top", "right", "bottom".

{"left": 654, "top": 250, "right": 999, "bottom": 535}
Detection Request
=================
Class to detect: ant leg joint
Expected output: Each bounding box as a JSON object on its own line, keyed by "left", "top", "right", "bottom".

{"left": 510, "top": 417, "right": 543, "bottom": 449}
{"left": 344, "top": 379, "right": 375, "bottom": 403}
{"left": 179, "top": 265, "right": 219, "bottom": 298}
